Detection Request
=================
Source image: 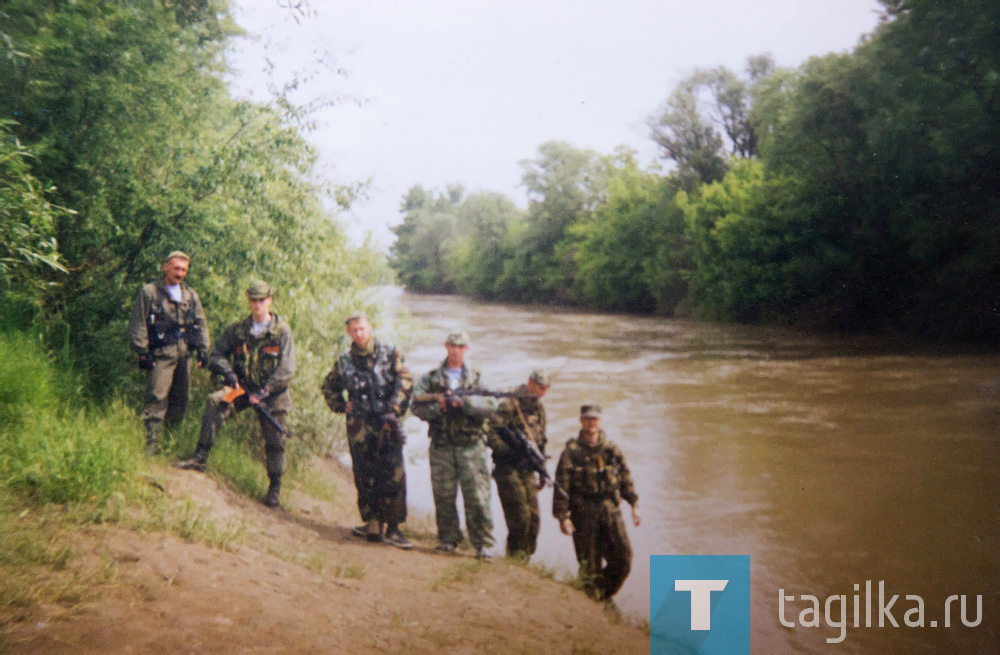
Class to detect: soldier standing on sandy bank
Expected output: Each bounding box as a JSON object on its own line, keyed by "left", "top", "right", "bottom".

{"left": 490, "top": 368, "right": 551, "bottom": 560}
{"left": 321, "top": 312, "right": 414, "bottom": 548}
{"left": 411, "top": 332, "right": 499, "bottom": 560}
{"left": 176, "top": 281, "right": 295, "bottom": 509}
{"left": 553, "top": 404, "right": 641, "bottom": 601}
{"left": 128, "top": 250, "right": 210, "bottom": 455}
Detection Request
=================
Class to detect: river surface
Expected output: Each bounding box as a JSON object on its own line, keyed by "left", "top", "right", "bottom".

{"left": 381, "top": 290, "right": 998, "bottom": 653}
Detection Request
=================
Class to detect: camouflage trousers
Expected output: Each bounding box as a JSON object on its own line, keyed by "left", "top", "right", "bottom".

{"left": 493, "top": 465, "right": 540, "bottom": 558}
{"left": 570, "top": 498, "right": 632, "bottom": 600}
{"left": 196, "top": 389, "right": 286, "bottom": 482}
{"left": 429, "top": 440, "right": 494, "bottom": 550}
{"left": 347, "top": 417, "right": 406, "bottom": 525}
{"left": 141, "top": 346, "right": 192, "bottom": 430}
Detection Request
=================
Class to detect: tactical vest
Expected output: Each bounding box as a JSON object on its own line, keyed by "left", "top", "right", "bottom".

{"left": 230, "top": 316, "right": 285, "bottom": 391}
{"left": 337, "top": 341, "right": 400, "bottom": 417}
{"left": 424, "top": 366, "right": 489, "bottom": 446}
{"left": 146, "top": 284, "right": 202, "bottom": 349}
{"left": 564, "top": 438, "right": 624, "bottom": 502}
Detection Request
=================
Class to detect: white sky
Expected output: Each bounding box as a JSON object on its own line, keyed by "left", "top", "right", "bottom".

{"left": 227, "top": 0, "right": 884, "bottom": 248}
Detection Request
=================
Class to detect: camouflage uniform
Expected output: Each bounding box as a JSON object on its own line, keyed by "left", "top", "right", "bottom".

{"left": 191, "top": 312, "right": 295, "bottom": 492}
{"left": 411, "top": 361, "right": 499, "bottom": 550}
{"left": 127, "top": 279, "right": 209, "bottom": 444}
{"left": 321, "top": 339, "right": 413, "bottom": 527}
{"left": 489, "top": 386, "right": 547, "bottom": 558}
{"left": 553, "top": 429, "right": 638, "bottom": 600}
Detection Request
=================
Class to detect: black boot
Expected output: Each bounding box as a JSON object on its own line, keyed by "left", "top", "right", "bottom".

{"left": 264, "top": 478, "right": 281, "bottom": 508}
{"left": 174, "top": 447, "right": 208, "bottom": 472}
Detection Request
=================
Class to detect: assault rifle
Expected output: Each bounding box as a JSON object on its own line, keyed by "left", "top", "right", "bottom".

{"left": 495, "top": 423, "right": 568, "bottom": 499}
{"left": 222, "top": 385, "right": 288, "bottom": 435}
{"left": 412, "top": 387, "right": 532, "bottom": 405}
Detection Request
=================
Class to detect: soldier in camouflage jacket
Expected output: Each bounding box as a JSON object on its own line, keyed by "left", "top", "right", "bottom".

{"left": 554, "top": 404, "right": 641, "bottom": 601}
{"left": 176, "top": 281, "right": 295, "bottom": 508}
{"left": 489, "top": 369, "right": 551, "bottom": 560}
{"left": 322, "top": 312, "right": 413, "bottom": 547}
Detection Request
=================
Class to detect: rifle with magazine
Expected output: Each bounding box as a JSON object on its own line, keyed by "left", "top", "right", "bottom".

{"left": 222, "top": 384, "right": 287, "bottom": 435}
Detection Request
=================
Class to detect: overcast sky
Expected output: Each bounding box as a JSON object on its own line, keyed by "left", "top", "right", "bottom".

{"left": 227, "top": 0, "right": 884, "bottom": 248}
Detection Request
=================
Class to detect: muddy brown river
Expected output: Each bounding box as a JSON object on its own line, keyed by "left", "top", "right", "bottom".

{"left": 383, "top": 290, "right": 998, "bottom": 652}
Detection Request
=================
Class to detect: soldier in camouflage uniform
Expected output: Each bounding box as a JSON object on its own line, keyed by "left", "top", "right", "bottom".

{"left": 489, "top": 368, "right": 551, "bottom": 560}
{"left": 553, "top": 404, "right": 642, "bottom": 601}
{"left": 411, "top": 332, "right": 500, "bottom": 560}
{"left": 321, "top": 312, "right": 413, "bottom": 548}
{"left": 128, "top": 251, "right": 210, "bottom": 454}
{"left": 176, "top": 281, "right": 295, "bottom": 508}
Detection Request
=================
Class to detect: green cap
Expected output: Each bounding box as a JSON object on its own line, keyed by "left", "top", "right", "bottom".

{"left": 445, "top": 331, "right": 470, "bottom": 346}
{"left": 580, "top": 404, "right": 602, "bottom": 418}
{"left": 164, "top": 250, "right": 190, "bottom": 263}
{"left": 246, "top": 280, "right": 273, "bottom": 299}
{"left": 529, "top": 368, "right": 551, "bottom": 387}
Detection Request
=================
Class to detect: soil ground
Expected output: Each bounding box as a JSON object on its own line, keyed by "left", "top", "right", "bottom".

{"left": 2, "top": 458, "right": 648, "bottom": 654}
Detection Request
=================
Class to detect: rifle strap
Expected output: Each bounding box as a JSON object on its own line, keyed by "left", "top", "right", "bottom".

{"left": 511, "top": 400, "right": 539, "bottom": 445}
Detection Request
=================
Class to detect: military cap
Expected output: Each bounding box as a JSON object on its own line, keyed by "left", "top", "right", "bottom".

{"left": 529, "top": 368, "right": 551, "bottom": 387}
{"left": 445, "top": 331, "right": 470, "bottom": 346}
{"left": 164, "top": 250, "right": 190, "bottom": 263}
{"left": 580, "top": 404, "right": 602, "bottom": 418}
{"left": 344, "top": 311, "right": 369, "bottom": 326}
{"left": 246, "top": 280, "right": 274, "bottom": 299}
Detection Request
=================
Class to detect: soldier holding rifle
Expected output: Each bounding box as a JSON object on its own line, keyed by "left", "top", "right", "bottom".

{"left": 321, "top": 312, "right": 414, "bottom": 548}
{"left": 411, "top": 332, "right": 499, "bottom": 560}
{"left": 490, "top": 368, "right": 552, "bottom": 561}
{"left": 176, "top": 281, "right": 295, "bottom": 509}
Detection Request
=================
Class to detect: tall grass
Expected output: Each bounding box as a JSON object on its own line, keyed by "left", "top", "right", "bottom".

{"left": 0, "top": 331, "right": 140, "bottom": 507}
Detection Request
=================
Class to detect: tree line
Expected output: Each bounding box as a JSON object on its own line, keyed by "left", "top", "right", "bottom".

{"left": 0, "top": 0, "right": 387, "bottom": 443}
{"left": 390, "top": 0, "right": 999, "bottom": 340}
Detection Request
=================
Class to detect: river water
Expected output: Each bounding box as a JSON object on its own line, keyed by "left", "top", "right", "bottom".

{"left": 382, "top": 290, "right": 998, "bottom": 652}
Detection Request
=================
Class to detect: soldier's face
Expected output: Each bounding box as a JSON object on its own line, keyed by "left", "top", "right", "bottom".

{"left": 526, "top": 380, "right": 549, "bottom": 397}
{"left": 248, "top": 295, "right": 272, "bottom": 321}
{"left": 163, "top": 258, "right": 189, "bottom": 285}
{"left": 346, "top": 318, "right": 372, "bottom": 348}
{"left": 580, "top": 416, "right": 601, "bottom": 437}
{"left": 445, "top": 343, "right": 468, "bottom": 367}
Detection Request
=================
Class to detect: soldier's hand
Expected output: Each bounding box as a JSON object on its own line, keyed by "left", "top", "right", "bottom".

{"left": 631, "top": 506, "right": 642, "bottom": 527}
{"left": 137, "top": 352, "right": 154, "bottom": 370}
{"left": 560, "top": 517, "right": 574, "bottom": 536}
{"left": 344, "top": 401, "right": 354, "bottom": 415}
{"left": 196, "top": 351, "right": 207, "bottom": 369}
{"left": 447, "top": 396, "right": 463, "bottom": 410}
{"left": 436, "top": 395, "right": 447, "bottom": 412}
{"left": 249, "top": 391, "right": 265, "bottom": 405}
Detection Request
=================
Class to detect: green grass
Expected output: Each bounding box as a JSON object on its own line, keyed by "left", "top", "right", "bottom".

{"left": 430, "top": 560, "right": 483, "bottom": 591}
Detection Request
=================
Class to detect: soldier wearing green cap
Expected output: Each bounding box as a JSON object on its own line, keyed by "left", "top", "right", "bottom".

{"left": 489, "top": 368, "right": 551, "bottom": 560}
{"left": 128, "top": 250, "right": 210, "bottom": 454}
{"left": 321, "top": 312, "right": 414, "bottom": 548}
{"left": 176, "top": 280, "right": 295, "bottom": 508}
{"left": 553, "top": 404, "right": 641, "bottom": 601}
{"left": 411, "top": 331, "right": 499, "bottom": 560}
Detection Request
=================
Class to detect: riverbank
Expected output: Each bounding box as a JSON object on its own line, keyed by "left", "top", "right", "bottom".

{"left": 1, "top": 456, "right": 649, "bottom": 654}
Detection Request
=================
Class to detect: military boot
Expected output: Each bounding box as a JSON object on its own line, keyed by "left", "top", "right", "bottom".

{"left": 263, "top": 478, "right": 281, "bottom": 508}
{"left": 365, "top": 518, "right": 383, "bottom": 543}
{"left": 144, "top": 421, "right": 161, "bottom": 456}
{"left": 174, "top": 447, "right": 208, "bottom": 472}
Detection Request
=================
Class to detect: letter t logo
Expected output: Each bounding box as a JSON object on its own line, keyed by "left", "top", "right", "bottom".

{"left": 675, "top": 579, "right": 729, "bottom": 630}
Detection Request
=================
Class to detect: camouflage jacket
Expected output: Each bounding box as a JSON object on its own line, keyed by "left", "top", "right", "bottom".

{"left": 411, "top": 360, "right": 499, "bottom": 447}
{"left": 209, "top": 313, "right": 295, "bottom": 410}
{"left": 128, "top": 280, "right": 210, "bottom": 355}
{"left": 553, "top": 430, "right": 638, "bottom": 521}
{"left": 321, "top": 339, "right": 413, "bottom": 419}
{"left": 489, "top": 385, "right": 547, "bottom": 467}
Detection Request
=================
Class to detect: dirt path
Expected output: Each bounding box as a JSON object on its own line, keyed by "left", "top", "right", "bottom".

{"left": 4, "top": 459, "right": 648, "bottom": 654}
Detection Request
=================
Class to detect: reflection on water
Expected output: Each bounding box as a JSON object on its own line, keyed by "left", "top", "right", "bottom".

{"left": 385, "top": 290, "right": 999, "bottom": 652}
